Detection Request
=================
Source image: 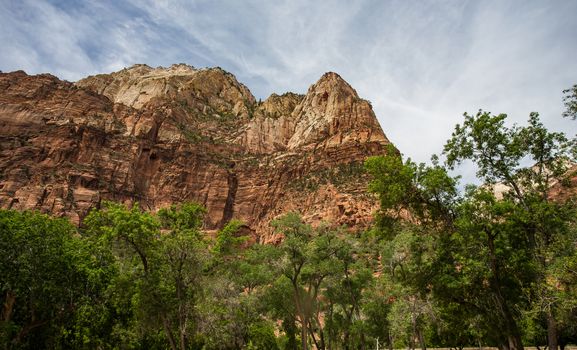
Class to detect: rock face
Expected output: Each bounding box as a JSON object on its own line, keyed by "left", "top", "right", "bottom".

{"left": 0, "top": 64, "right": 392, "bottom": 241}
{"left": 544, "top": 164, "right": 577, "bottom": 202}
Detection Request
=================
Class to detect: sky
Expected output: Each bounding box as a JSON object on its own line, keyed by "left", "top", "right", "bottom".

{"left": 1, "top": 0, "right": 576, "bottom": 184}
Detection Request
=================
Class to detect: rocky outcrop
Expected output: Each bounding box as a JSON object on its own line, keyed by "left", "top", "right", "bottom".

{"left": 545, "top": 164, "right": 577, "bottom": 202}
{"left": 0, "top": 65, "right": 393, "bottom": 241}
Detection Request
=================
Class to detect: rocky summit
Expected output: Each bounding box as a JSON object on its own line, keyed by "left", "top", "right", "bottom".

{"left": 0, "top": 64, "right": 392, "bottom": 241}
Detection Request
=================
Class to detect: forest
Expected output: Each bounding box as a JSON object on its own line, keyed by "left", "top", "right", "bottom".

{"left": 1, "top": 87, "right": 577, "bottom": 350}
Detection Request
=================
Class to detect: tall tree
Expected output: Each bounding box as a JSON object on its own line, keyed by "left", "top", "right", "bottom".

{"left": 270, "top": 213, "right": 345, "bottom": 350}
{"left": 157, "top": 203, "right": 207, "bottom": 350}
{"left": 0, "top": 210, "right": 92, "bottom": 349}
{"left": 366, "top": 111, "right": 576, "bottom": 350}
{"left": 444, "top": 111, "right": 576, "bottom": 350}
{"left": 84, "top": 201, "right": 208, "bottom": 350}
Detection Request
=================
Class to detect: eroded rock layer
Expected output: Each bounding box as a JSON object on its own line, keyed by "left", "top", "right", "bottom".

{"left": 0, "top": 64, "right": 392, "bottom": 240}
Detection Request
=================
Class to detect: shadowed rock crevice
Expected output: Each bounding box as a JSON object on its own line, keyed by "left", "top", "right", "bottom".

{"left": 220, "top": 170, "right": 238, "bottom": 228}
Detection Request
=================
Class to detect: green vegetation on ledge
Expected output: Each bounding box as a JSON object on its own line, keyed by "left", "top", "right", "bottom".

{"left": 289, "top": 162, "right": 366, "bottom": 191}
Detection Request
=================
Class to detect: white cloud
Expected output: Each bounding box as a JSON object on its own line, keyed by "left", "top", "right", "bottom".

{"left": 1, "top": 0, "right": 576, "bottom": 185}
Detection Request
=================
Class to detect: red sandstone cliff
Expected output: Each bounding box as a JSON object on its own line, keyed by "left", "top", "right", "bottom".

{"left": 0, "top": 64, "right": 392, "bottom": 241}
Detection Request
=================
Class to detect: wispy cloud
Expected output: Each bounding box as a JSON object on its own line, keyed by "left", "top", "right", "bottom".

{"left": 1, "top": 0, "right": 576, "bottom": 184}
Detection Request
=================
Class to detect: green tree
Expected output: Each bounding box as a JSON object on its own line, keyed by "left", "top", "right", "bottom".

{"left": 445, "top": 188, "right": 535, "bottom": 349}
{"left": 382, "top": 228, "right": 436, "bottom": 350}
{"left": 365, "top": 110, "right": 576, "bottom": 350}
{"left": 197, "top": 220, "right": 275, "bottom": 349}
{"left": 269, "top": 214, "right": 347, "bottom": 350}
{"left": 562, "top": 84, "right": 577, "bottom": 120}
{"left": 365, "top": 146, "right": 460, "bottom": 349}
{"left": 0, "top": 210, "right": 93, "bottom": 349}
{"left": 323, "top": 234, "right": 373, "bottom": 350}
{"left": 444, "top": 111, "right": 576, "bottom": 350}
{"left": 157, "top": 203, "right": 207, "bottom": 350}
{"left": 361, "top": 276, "right": 394, "bottom": 350}
{"left": 365, "top": 145, "right": 458, "bottom": 233}
{"left": 84, "top": 201, "right": 208, "bottom": 350}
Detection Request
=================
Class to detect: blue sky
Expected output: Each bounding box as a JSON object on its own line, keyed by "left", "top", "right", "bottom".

{"left": 1, "top": 0, "right": 576, "bottom": 183}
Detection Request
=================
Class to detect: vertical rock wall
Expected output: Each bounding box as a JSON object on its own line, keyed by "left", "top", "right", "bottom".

{"left": 0, "top": 65, "right": 393, "bottom": 240}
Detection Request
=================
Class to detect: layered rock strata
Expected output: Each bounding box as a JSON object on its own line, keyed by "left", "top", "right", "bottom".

{"left": 0, "top": 64, "right": 392, "bottom": 241}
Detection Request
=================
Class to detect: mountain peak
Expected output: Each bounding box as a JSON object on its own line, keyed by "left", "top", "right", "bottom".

{"left": 122, "top": 63, "right": 196, "bottom": 75}
{"left": 319, "top": 71, "right": 342, "bottom": 80}
{"left": 308, "top": 71, "right": 359, "bottom": 99}
{"left": 126, "top": 63, "right": 152, "bottom": 70}
{"left": 318, "top": 71, "right": 345, "bottom": 82}
{"left": 76, "top": 63, "right": 253, "bottom": 109}
{"left": 286, "top": 71, "right": 387, "bottom": 150}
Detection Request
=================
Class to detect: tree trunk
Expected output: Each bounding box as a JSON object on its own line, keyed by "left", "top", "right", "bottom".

{"left": 308, "top": 319, "right": 322, "bottom": 350}
{"left": 327, "top": 303, "right": 334, "bottom": 350}
{"left": 291, "top": 276, "right": 308, "bottom": 350}
{"left": 495, "top": 289, "right": 524, "bottom": 350}
{"left": 343, "top": 311, "right": 352, "bottom": 350}
{"left": 411, "top": 312, "right": 419, "bottom": 350}
{"left": 284, "top": 317, "right": 298, "bottom": 350}
{"left": 161, "top": 314, "right": 179, "bottom": 350}
{"left": 497, "top": 341, "right": 509, "bottom": 350}
{"left": 176, "top": 279, "right": 188, "bottom": 350}
{"left": 2, "top": 290, "right": 15, "bottom": 322}
{"left": 294, "top": 290, "right": 307, "bottom": 350}
{"left": 487, "top": 233, "right": 524, "bottom": 350}
{"left": 179, "top": 325, "right": 186, "bottom": 350}
{"left": 316, "top": 316, "right": 326, "bottom": 350}
{"left": 12, "top": 318, "right": 49, "bottom": 346}
{"left": 301, "top": 315, "right": 308, "bottom": 350}
{"left": 359, "top": 331, "right": 367, "bottom": 350}
{"left": 507, "top": 334, "right": 523, "bottom": 350}
{"left": 546, "top": 312, "right": 558, "bottom": 350}
{"left": 343, "top": 328, "right": 350, "bottom": 350}
{"left": 417, "top": 326, "right": 426, "bottom": 350}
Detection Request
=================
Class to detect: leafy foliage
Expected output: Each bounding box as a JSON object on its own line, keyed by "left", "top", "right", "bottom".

{"left": 366, "top": 110, "right": 577, "bottom": 350}
{"left": 0, "top": 210, "right": 96, "bottom": 349}
{"left": 563, "top": 84, "right": 577, "bottom": 120}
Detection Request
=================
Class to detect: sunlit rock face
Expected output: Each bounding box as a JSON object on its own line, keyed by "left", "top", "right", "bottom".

{"left": 0, "top": 65, "right": 393, "bottom": 241}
